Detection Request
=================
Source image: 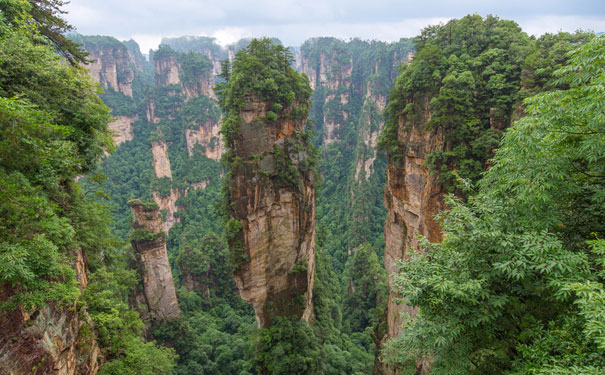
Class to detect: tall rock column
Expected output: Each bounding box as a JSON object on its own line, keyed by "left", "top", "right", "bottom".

{"left": 129, "top": 200, "right": 180, "bottom": 322}
{"left": 218, "top": 39, "right": 316, "bottom": 328}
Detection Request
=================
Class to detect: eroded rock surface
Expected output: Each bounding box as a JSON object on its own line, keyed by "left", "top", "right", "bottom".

{"left": 382, "top": 96, "right": 445, "bottom": 374}
{"left": 129, "top": 201, "right": 180, "bottom": 322}
{"left": 185, "top": 120, "right": 224, "bottom": 160}
{"left": 227, "top": 97, "right": 316, "bottom": 328}
{"left": 108, "top": 115, "right": 137, "bottom": 146}
{"left": 0, "top": 251, "right": 100, "bottom": 375}
{"left": 84, "top": 39, "right": 141, "bottom": 97}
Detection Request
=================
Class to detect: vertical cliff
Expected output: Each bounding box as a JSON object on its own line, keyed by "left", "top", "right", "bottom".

{"left": 129, "top": 200, "right": 181, "bottom": 322}
{"left": 382, "top": 95, "right": 446, "bottom": 356}
{"left": 219, "top": 39, "right": 316, "bottom": 328}
{"left": 228, "top": 96, "right": 316, "bottom": 328}
{"left": 72, "top": 35, "right": 146, "bottom": 152}
{"left": 376, "top": 15, "right": 569, "bottom": 374}
{"left": 145, "top": 45, "right": 225, "bottom": 232}
{"left": 0, "top": 251, "right": 101, "bottom": 375}
{"left": 108, "top": 115, "right": 136, "bottom": 146}
{"left": 78, "top": 36, "right": 142, "bottom": 97}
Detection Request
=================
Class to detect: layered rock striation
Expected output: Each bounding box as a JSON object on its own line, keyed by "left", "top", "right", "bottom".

{"left": 227, "top": 96, "right": 316, "bottom": 328}
{"left": 129, "top": 200, "right": 180, "bottom": 322}
{"left": 382, "top": 96, "right": 446, "bottom": 345}
{"left": 80, "top": 36, "right": 143, "bottom": 97}
{"left": 220, "top": 40, "right": 316, "bottom": 328}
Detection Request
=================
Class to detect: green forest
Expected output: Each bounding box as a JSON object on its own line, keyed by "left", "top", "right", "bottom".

{"left": 0, "top": 2, "right": 603, "bottom": 375}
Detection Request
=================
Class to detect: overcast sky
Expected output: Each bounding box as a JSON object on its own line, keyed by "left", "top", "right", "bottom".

{"left": 65, "top": 0, "right": 605, "bottom": 53}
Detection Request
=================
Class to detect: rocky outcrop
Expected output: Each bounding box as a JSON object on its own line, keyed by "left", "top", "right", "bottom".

{"left": 151, "top": 189, "right": 181, "bottom": 234}
{"left": 300, "top": 38, "right": 410, "bottom": 160}
{"left": 182, "top": 69, "right": 217, "bottom": 100}
{"left": 185, "top": 120, "right": 224, "bottom": 160}
{"left": 155, "top": 49, "right": 216, "bottom": 100}
{"left": 0, "top": 250, "right": 101, "bottom": 375}
{"left": 354, "top": 79, "right": 388, "bottom": 182}
{"left": 227, "top": 97, "right": 316, "bottom": 328}
{"left": 382, "top": 96, "right": 445, "bottom": 374}
{"left": 151, "top": 141, "right": 172, "bottom": 179}
{"left": 129, "top": 201, "right": 180, "bottom": 322}
{"left": 155, "top": 55, "right": 181, "bottom": 87}
{"left": 108, "top": 115, "right": 137, "bottom": 146}
{"left": 301, "top": 46, "right": 352, "bottom": 146}
{"left": 145, "top": 98, "right": 161, "bottom": 124}
{"left": 84, "top": 38, "right": 140, "bottom": 97}
{"left": 150, "top": 141, "right": 182, "bottom": 232}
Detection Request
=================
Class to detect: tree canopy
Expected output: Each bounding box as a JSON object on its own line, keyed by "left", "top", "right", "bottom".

{"left": 386, "top": 35, "right": 605, "bottom": 375}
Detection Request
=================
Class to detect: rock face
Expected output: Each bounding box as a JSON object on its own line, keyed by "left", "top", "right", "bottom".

{"left": 301, "top": 46, "right": 352, "bottom": 146}
{"left": 155, "top": 54, "right": 181, "bottom": 86}
{"left": 146, "top": 46, "right": 223, "bottom": 231}
{"left": 382, "top": 96, "right": 445, "bottom": 374}
{"left": 185, "top": 120, "right": 224, "bottom": 160}
{"left": 227, "top": 97, "right": 316, "bottom": 328}
{"left": 299, "top": 38, "right": 412, "bottom": 177}
{"left": 129, "top": 201, "right": 181, "bottom": 322}
{"left": 154, "top": 49, "right": 216, "bottom": 99}
{"left": 108, "top": 115, "right": 137, "bottom": 146}
{"left": 151, "top": 141, "right": 173, "bottom": 179}
{"left": 0, "top": 251, "right": 101, "bottom": 375}
{"left": 83, "top": 37, "right": 141, "bottom": 97}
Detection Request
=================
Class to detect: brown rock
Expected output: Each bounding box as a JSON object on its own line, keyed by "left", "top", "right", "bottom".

{"left": 227, "top": 97, "right": 316, "bottom": 328}
{"left": 151, "top": 141, "right": 173, "bottom": 179}
{"left": 155, "top": 55, "right": 181, "bottom": 86}
{"left": 0, "top": 249, "right": 100, "bottom": 375}
{"left": 108, "top": 115, "right": 137, "bottom": 146}
{"left": 86, "top": 44, "right": 138, "bottom": 97}
{"left": 185, "top": 120, "right": 224, "bottom": 160}
{"left": 129, "top": 201, "right": 181, "bottom": 322}
{"left": 382, "top": 96, "right": 445, "bottom": 374}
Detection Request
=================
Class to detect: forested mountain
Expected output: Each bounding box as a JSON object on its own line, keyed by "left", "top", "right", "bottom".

{"left": 0, "top": 3, "right": 603, "bottom": 375}
{"left": 382, "top": 30, "right": 604, "bottom": 374}
{"left": 379, "top": 16, "right": 595, "bottom": 374}
{"left": 0, "top": 2, "right": 175, "bottom": 374}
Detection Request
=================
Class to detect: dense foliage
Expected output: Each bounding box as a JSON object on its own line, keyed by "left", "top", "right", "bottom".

{"left": 386, "top": 35, "right": 605, "bottom": 375}
{"left": 80, "top": 35, "right": 258, "bottom": 375}
{"left": 216, "top": 37, "right": 312, "bottom": 148}
{"left": 0, "top": 2, "right": 176, "bottom": 373}
{"left": 380, "top": 15, "right": 592, "bottom": 191}
{"left": 0, "top": 0, "right": 112, "bottom": 310}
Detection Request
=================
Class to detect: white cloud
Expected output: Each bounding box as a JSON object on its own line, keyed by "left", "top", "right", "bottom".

{"left": 518, "top": 15, "right": 605, "bottom": 36}
{"left": 211, "top": 27, "right": 251, "bottom": 46}
{"left": 129, "top": 34, "right": 163, "bottom": 54}
{"left": 65, "top": 0, "right": 605, "bottom": 50}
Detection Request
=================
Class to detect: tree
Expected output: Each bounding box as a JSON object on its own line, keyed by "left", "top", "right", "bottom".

{"left": 385, "top": 35, "right": 605, "bottom": 374}
{"left": 0, "top": 0, "right": 111, "bottom": 310}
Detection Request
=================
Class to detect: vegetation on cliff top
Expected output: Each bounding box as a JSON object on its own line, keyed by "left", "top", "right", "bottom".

{"left": 386, "top": 35, "right": 605, "bottom": 375}
{"left": 216, "top": 37, "right": 312, "bottom": 147}
{"left": 379, "top": 14, "right": 593, "bottom": 191}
